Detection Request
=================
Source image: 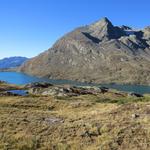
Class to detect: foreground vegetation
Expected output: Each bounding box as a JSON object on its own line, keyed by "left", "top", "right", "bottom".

{"left": 0, "top": 82, "right": 150, "bottom": 150}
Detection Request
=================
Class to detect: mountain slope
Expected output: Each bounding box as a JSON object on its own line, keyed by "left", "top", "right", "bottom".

{"left": 0, "top": 57, "right": 28, "bottom": 69}
{"left": 20, "top": 18, "right": 150, "bottom": 85}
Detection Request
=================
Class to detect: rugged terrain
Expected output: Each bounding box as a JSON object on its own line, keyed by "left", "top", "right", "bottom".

{"left": 0, "top": 81, "right": 150, "bottom": 149}
{"left": 20, "top": 17, "right": 150, "bottom": 85}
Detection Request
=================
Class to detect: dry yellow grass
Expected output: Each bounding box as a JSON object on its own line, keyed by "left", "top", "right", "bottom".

{"left": 0, "top": 81, "right": 150, "bottom": 150}
{"left": 0, "top": 93, "right": 150, "bottom": 150}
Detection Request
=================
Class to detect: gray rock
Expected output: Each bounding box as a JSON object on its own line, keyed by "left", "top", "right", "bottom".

{"left": 43, "top": 117, "right": 64, "bottom": 125}
{"left": 131, "top": 114, "right": 140, "bottom": 119}
{"left": 27, "top": 84, "right": 106, "bottom": 96}
{"left": 99, "top": 87, "right": 109, "bottom": 93}
{"left": 128, "top": 92, "right": 143, "bottom": 98}
{"left": 25, "top": 82, "right": 53, "bottom": 88}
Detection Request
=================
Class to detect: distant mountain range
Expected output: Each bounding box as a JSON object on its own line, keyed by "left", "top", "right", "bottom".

{"left": 20, "top": 17, "right": 150, "bottom": 85}
{"left": 0, "top": 57, "right": 28, "bottom": 69}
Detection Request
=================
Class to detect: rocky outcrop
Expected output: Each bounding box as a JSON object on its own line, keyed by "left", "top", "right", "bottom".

{"left": 19, "top": 17, "right": 150, "bottom": 85}
{"left": 0, "top": 81, "right": 144, "bottom": 97}
{"left": 128, "top": 92, "right": 143, "bottom": 98}
{"left": 24, "top": 82, "right": 53, "bottom": 89}
{"left": 26, "top": 83, "right": 110, "bottom": 96}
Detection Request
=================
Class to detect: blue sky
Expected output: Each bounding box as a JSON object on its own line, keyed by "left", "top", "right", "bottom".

{"left": 0, "top": 0, "right": 150, "bottom": 59}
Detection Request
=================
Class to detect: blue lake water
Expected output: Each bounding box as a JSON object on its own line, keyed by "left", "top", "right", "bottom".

{"left": 8, "top": 90, "right": 28, "bottom": 96}
{"left": 0, "top": 72, "right": 150, "bottom": 94}
{"left": 0, "top": 72, "right": 89, "bottom": 85}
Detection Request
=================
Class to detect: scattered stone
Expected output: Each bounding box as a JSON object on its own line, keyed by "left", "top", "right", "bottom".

{"left": 99, "top": 87, "right": 109, "bottom": 93}
{"left": 43, "top": 117, "right": 64, "bottom": 125}
{"left": 25, "top": 82, "right": 53, "bottom": 88}
{"left": 128, "top": 92, "right": 143, "bottom": 98}
{"left": 132, "top": 114, "right": 140, "bottom": 119}
{"left": 80, "top": 130, "right": 99, "bottom": 138}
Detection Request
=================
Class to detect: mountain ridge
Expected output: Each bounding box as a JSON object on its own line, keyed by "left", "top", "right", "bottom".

{"left": 0, "top": 56, "right": 28, "bottom": 69}
{"left": 19, "top": 17, "right": 150, "bottom": 85}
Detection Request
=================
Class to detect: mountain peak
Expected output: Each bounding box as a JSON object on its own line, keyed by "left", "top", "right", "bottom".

{"left": 20, "top": 18, "right": 150, "bottom": 85}
{"left": 100, "top": 17, "right": 112, "bottom": 23}
{"left": 89, "top": 17, "right": 122, "bottom": 41}
{"left": 90, "top": 17, "right": 113, "bottom": 28}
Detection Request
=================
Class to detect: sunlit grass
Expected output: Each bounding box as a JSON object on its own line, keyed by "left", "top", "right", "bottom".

{"left": 0, "top": 91, "right": 150, "bottom": 149}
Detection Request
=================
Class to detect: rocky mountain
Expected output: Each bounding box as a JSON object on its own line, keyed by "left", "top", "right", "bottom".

{"left": 0, "top": 57, "right": 28, "bottom": 69}
{"left": 20, "top": 17, "right": 150, "bottom": 85}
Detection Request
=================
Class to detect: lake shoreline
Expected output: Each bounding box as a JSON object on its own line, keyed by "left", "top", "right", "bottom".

{"left": 0, "top": 71, "right": 150, "bottom": 94}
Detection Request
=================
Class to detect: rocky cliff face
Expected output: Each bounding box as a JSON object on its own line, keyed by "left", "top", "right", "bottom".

{"left": 20, "top": 17, "right": 150, "bottom": 85}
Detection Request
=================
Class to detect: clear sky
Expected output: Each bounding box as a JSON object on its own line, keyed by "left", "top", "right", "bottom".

{"left": 0, "top": 0, "right": 150, "bottom": 59}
